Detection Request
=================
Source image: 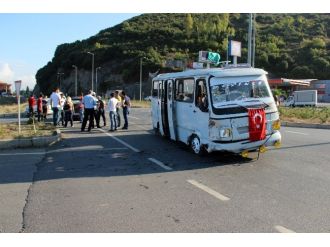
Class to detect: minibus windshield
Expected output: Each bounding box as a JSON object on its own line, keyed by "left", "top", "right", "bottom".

{"left": 211, "top": 79, "right": 271, "bottom": 105}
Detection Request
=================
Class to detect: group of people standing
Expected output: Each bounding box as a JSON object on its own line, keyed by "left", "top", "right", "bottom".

{"left": 49, "top": 87, "right": 131, "bottom": 133}
{"left": 107, "top": 90, "right": 131, "bottom": 131}
{"left": 80, "top": 89, "right": 131, "bottom": 132}
{"left": 49, "top": 88, "right": 73, "bottom": 127}
{"left": 28, "top": 93, "right": 48, "bottom": 122}
{"left": 48, "top": 88, "right": 85, "bottom": 128}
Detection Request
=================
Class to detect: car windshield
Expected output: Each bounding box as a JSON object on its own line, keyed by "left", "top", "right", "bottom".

{"left": 211, "top": 80, "right": 271, "bottom": 105}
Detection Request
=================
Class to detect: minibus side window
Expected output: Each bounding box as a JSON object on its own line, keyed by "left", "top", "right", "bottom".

{"left": 152, "top": 81, "right": 158, "bottom": 97}
{"left": 195, "top": 79, "right": 208, "bottom": 112}
{"left": 175, "top": 78, "right": 194, "bottom": 103}
{"left": 167, "top": 80, "right": 172, "bottom": 100}
{"left": 159, "top": 82, "right": 163, "bottom": 99}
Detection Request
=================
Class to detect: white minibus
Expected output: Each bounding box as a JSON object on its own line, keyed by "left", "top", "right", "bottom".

{"left": 151, "top": 65, "right": 281, "bottom": 156}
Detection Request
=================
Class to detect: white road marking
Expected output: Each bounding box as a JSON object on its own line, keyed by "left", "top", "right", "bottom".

{"left": 148, "top": 157, "right": 173, "bottom": 171}
{"left": 274, "top": 225, "right": 296, "bottom": 233}
{"left": 285, "top": 130, "right": 308, "bottom": 136}
{"left": 187, "top": 179, "right": 230, "bottom": 201}
{"left": 99, "top": 128, "right": 140, "bottom": 153}
{"left": 48, "top": 146, "right": 127, "bottom": 153}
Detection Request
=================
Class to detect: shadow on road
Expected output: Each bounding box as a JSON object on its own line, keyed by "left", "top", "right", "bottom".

{"left": 0, "top": 127, "right": 254, "bottom": 185}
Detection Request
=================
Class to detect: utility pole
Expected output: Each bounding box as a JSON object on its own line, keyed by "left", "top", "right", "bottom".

{"left": 247, "top": 13, "right": 253, "bottom": 66}
{"left": 72, "top": 65, "right": 78, "bottom": 96}
{"left": 87, "top": 52, "right": 94, "bottom": 91}
{"left": 252, "top": 14, "right": 256, "bottom": 67}
{"left": 96, "top": 67, "right": 101, "bottom": 96}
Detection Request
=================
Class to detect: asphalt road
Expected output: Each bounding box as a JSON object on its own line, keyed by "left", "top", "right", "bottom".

{"left": 1, "top": 108, "right": 330, "bottom": 232}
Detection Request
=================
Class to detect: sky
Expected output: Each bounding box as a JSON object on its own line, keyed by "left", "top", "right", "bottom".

{"left": 0, "top": 13, "right": 139, "bottom": 91}
{"left": 0, "top": 0, "right": 328, "bottom": 92}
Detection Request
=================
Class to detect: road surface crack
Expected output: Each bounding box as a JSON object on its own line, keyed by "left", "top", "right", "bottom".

{"left": 19, "top": 151, "right": 47, "bottom": 233}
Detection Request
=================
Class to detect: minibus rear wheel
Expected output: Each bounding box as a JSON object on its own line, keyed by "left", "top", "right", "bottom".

{"left": 190, "top": 135, "right": 206, "bottom": 156}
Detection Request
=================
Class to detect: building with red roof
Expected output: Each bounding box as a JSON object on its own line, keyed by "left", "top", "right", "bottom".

{"left": 0, "top": 81, "right": 12, "bottom": 94}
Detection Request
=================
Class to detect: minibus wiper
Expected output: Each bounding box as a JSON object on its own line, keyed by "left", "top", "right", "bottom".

{"left": 215, "top": 101, "right": 270, "bottom": 110}
{"left": 244, "top": 99, "right": 270, "bottom": 109}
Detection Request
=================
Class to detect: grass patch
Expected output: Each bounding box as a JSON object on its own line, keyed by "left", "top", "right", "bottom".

{"left": 0, "top": 121, "right": 56, "bottom": 140}
{"left": 0, "top": 102, "right": 27, "bottom": 115}
{"left": 279, "top": 106, "right": 330, "bottom": 124}
{"left": 131, "top": 100, "right": 151, "bottom": 108}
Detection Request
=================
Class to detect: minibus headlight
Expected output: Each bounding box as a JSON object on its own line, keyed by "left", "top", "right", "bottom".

{"left": 220, "top": 128, "right": 232, "bottom": 138}
{"left": 272, "top": 119, "right": 281, "bottom": 130}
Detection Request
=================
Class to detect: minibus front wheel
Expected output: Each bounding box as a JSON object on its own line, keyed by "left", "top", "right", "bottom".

{"left": 190, "top": 135, "right": 206, "bottom": 156}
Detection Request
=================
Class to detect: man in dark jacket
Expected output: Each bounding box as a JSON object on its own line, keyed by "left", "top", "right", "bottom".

{"left": 96, "top": 96, "right": 106, "bottom": 128}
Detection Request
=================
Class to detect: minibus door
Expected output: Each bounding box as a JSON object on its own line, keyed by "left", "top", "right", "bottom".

{"left": 167, "top": 80, "right": 176, "bottom": 140}
{"left": 194, "top": 79, "right": 209, "bottom": 140}
{"left": 160, "top": 81, "right": 170, "bottom": 137}
{"left": 158, "top": 81, "right": 164, "bottom": 136}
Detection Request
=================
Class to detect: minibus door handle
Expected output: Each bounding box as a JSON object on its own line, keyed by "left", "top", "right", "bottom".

{"left": 193, "top": 110, "right": 196, "bottom": 113}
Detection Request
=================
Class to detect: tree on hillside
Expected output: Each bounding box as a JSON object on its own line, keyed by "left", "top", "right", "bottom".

{"left": 185, "top": 14, "right": 194, "bottom": 38}
{"left": 35, "top": 13, "right": 330, "bottom": 95}
{"left": 290, "top": 66, "right": 315, "bottom": 79}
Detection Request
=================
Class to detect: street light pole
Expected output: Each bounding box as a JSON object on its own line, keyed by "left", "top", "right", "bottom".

{"left": 72, "top": 65, "right": 78, "bottom": 96}
{"left": 87, "top": 52, "right": 94, "bottom": 91}
{"left": 95, "top": 67, "right": 101, "bottom": 96}
{"left": 252, "top": 13, "right": 256, "bottom": 68}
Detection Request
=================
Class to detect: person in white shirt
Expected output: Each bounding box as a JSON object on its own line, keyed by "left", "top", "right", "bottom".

{"left": 49, "top": 87, "right": 61, "bottom": 126}
{"left": 81, "top": 90, "right": 97, "bottom": 132}
{"left": 108, "top": 92, "right": 119, "bottom": 131}
{"left": 59, "top": 93, "right": 66, "bottom": 126}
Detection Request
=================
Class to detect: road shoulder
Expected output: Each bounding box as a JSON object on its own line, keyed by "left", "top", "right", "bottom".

{"left": 0, "top": 148, "right": 45, "bottom": 232}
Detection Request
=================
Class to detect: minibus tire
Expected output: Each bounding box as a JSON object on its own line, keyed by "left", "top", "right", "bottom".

{"left": 190, "top": 135, "right": 206, "bottom": 156}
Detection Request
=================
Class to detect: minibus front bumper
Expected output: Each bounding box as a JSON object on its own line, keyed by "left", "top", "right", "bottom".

{"left": 207, "top": 131, "right": 281, "bottom": 154}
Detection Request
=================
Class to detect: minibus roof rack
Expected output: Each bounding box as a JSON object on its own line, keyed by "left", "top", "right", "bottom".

{"left": 223, "top": 63, "right": 252, "bottom": 69}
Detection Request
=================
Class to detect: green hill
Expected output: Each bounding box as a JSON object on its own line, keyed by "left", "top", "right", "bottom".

{"left": 36, "top": 13, "right": 330, "bottom": 95}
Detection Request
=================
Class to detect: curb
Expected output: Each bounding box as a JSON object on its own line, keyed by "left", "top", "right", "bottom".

{"left": 282, "top": 121, "right": 330, "bottom": 130}
{"left": 0, "top": 113, "right": 26, "bottom": 118}
{"left": 0, "top": 129, "right": 61, "bottom": 150}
